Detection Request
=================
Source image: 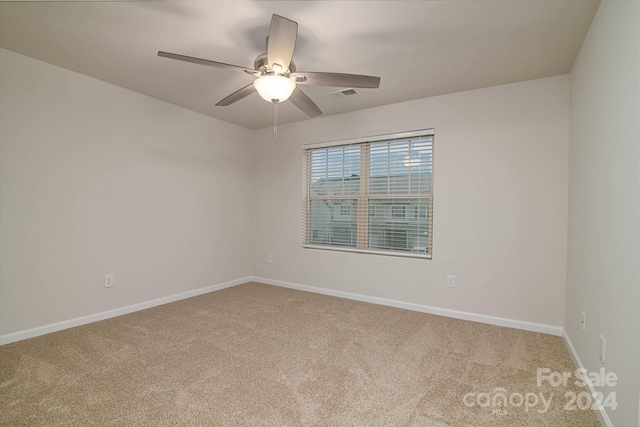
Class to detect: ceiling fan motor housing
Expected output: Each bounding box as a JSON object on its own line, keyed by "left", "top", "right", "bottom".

{"left": 254, "top": 52, "right": 296, "bottom": 75}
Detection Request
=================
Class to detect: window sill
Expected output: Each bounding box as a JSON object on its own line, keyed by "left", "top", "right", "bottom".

{"left": 302, "top": 244, "right": 432, "bottom": 260}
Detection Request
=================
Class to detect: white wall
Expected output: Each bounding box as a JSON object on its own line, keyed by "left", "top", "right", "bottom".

{"left": 565, "top": 1, "right": 640, "bottom": 425}
{"left": 0, "top": 49, "right": 254, "bottom": 336}
{"left": 251, "top": 75, "right": 570, "bottom": 328}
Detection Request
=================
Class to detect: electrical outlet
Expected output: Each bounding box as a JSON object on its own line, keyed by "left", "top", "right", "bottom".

{"left": 104, "top": 274, "right": 114, "bottom": 288}
{"left": 581, "top": 312, "right": 586, "bottom": 332}
{"left": 267, "top": 254, "right": 273, "bottom": 264}
{"left": 446, "top": 275, "right": 455, "bottom": 288}
{"left": 599, "top": 335, "right": 606, "bottom": 363}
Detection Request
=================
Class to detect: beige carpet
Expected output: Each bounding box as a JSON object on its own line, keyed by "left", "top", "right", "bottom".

{"left": 1, "top": 282, "right": 601, "bottom": 426}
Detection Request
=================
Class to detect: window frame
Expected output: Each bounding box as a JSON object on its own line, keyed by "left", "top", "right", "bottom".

{"left": 302, "top": 129, "right": 434, "bottom": 259}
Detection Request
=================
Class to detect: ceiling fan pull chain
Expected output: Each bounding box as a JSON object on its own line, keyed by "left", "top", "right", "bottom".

{"left": 273, "top": 101, "right": 279, "bottom": 140}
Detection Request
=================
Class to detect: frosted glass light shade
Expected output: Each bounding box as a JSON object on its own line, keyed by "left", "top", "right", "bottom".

{"left": 254, "top": 75, "right": 296, "bottom": 103}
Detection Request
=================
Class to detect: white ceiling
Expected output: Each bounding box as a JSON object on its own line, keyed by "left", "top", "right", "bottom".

{"left": 0, "top": 1, "right": 599, "bottom": 129}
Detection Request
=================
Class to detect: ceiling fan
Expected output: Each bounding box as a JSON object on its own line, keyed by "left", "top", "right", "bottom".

{"left": 158, "top": 14, "right": 381, "bottom": 118}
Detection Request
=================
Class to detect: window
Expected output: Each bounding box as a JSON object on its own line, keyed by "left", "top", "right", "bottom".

{"left": 303, "top": 129, "right": 433, "bottom": 258}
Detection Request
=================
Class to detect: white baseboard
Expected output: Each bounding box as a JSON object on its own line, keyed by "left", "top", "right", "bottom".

{"left": 1, "top": 275, "right": 563, "bottom": 344}
{"left": 562, "top": 329, "right": 613, "bottom": 427}
{"left": 251, "top": 276, "right": 563, "bottom": 336}
{"left": 0, "top": 276, "right": 251, "bottom": 346}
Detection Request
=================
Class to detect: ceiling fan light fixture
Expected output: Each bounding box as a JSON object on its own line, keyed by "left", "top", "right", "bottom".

{"left": 254, "top": 74, "right": 296, "bottom": 103}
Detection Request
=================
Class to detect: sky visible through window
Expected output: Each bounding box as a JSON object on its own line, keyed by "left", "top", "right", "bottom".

{"left": 310, "top": 137, "right": 433, "bottom": 187}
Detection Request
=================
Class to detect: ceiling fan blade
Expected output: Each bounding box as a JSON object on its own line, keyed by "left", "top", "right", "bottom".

{"left": 216, "top": 83, "right": 256, "bottom": 106}
{"left": 292, "top": 71, "right": 381, "bottom": 88}
{"left": 158, "top": 51, "right": 258, "bottom": 75}
{"left": 289, "top": 88, "right": 322, "bottom": 117}
{"left": 267, "top": 15, "right": 298, "bottom": 71}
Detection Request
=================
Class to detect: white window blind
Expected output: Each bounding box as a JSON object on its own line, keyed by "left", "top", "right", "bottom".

{"left": 302, "top": 130, "right": 434, "bottom": 258}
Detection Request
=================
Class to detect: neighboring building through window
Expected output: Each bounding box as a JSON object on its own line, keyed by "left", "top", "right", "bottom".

{"left": 303, "top": 129, "right": 434, "bottom": 258}
{"left": 392, "top": 205, "right": 406, "bottom": 218}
